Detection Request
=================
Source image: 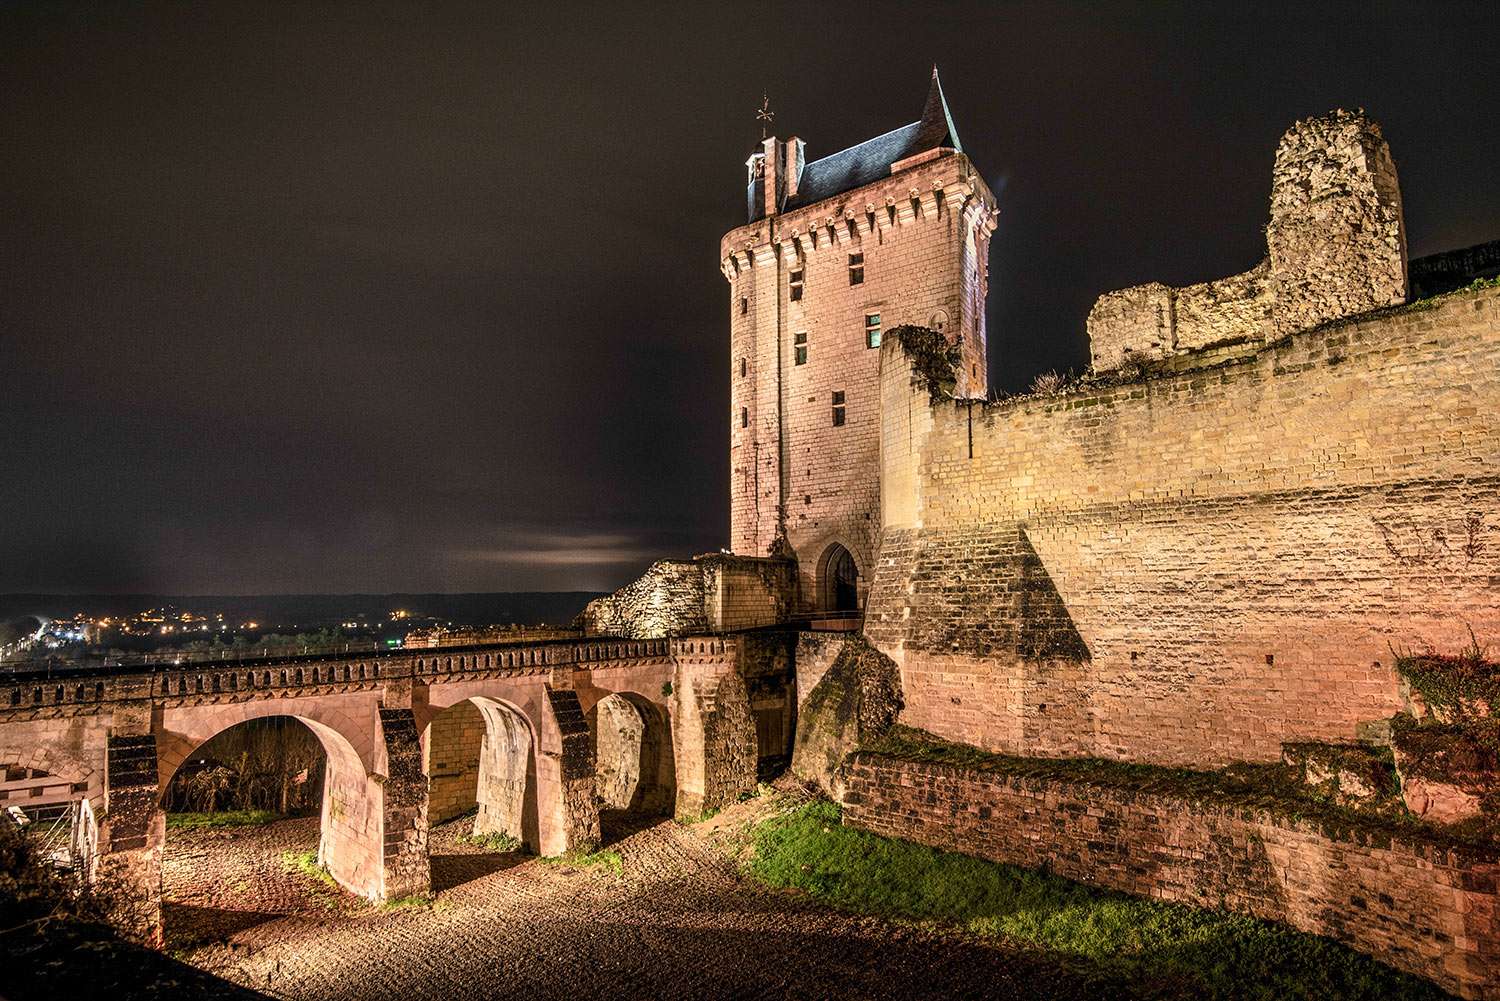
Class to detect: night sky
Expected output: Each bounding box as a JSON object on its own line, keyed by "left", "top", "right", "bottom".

{"left": 3, "top": 2, "right": 1498, "bottom": 595}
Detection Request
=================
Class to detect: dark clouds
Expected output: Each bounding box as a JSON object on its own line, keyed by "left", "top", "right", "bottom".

{"left": 2, "top": 1, "right": 1497, "bottom": 594}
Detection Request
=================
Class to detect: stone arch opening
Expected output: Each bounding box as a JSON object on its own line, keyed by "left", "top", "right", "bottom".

{"left": 162, "top": 716, "right": 326, "bottom": 817}
{"left": 817, "top": 543, "right": 860, "bottom": 613}
{"left": 158, "top": 714, "right": 370, "bottom": 946}
{"left": 589, "top": 692, "right": 673, "bottom": 829}
{"left": 423, "top": 697, "right": 538, "bottom": 852}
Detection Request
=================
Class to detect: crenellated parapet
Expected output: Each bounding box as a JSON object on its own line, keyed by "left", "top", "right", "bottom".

{"left": 719, "top": 166, "right": 998, "bottom": 281}
{"left": 0, "top": 636, "right": 675, "bottom": 720}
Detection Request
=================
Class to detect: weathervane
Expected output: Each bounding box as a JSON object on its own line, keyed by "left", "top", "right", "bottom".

{"left": 756, "top": 93, "right": 775, "bottom": 139}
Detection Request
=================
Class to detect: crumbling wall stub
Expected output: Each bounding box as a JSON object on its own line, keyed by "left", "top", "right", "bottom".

{"left": 1267, "top": 109, "right": 1407, "bottom": 335}
{"left": 96, "top": 732, "right": 164, "bottom": 946}
{"left": 669, "top": 640, "right": 756, "bottom": 817}
{"left": 790, "top": 634, "right": 902, "bottom": 797}
{"left": 1173, "top": 258, "right": 1273, "bottom": 351}
{"left": 580, "top": 559, "right": 706, "bottom": 638}
{"left": 583, "top": 553, "right": 797, "bottom": 640}
{"left": 1086, "top": 282, "right": 1175, "bottom": 371}
{"left": 536, "top": 686, "right": 600, "bottom": 855}
{"left": 376, "top": 707, "right": 429, "bottom": 901}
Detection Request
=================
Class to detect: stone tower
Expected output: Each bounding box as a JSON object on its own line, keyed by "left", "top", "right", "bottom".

{"left": 719, "top": 69, "right": 998, "bottom": 613}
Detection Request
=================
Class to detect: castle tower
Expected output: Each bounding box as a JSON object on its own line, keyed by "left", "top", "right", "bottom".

{"left": 719, "top": 69, "right": 998, "bottom": 614}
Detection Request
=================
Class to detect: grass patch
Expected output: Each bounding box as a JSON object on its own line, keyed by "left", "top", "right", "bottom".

{"left": 382, "top": 894, "right": 434, "bottom": 910}
{"left": 541, "top": 848, "right": 623, "bottom": 875}
{"left": 676, "top": 807, "right": 720, "bottom": 825}
{"left": 749, "top": 801, "right": 1449, "bottom": 1000}
{"left": 459, "top": 830, "right": 523, "bottom": 853}
{"left": 280, "top": 849, "right": 338, "bottom": 889}
{"left": 167, "top": 809, "right": 282, "bottom": 830}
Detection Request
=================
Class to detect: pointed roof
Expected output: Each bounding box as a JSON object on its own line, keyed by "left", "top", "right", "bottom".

{"left": 747, "top": 68, "right": 966, "bottom": 221}
{"left": 912, "top": 66, "right": 962, "bottom": 153}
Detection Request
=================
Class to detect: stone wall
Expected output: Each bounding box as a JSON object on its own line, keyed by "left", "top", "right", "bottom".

{"left": 871, "top": 283, "right": 1500, "bottom": 767}
{"left": 842, "top": 751, "right": 1499, "bottom": 999}
{"left": 1410, "top": 239, "right": 1500, "bottom": 299}
{"left": 424, "top": 699, "right": 483, "bottom": 823}
{"left": 1088, "top": 109, "right": 1405, "bottom": 371}
{"left": 702, "top": 554, "right": 798, "bottom": 631}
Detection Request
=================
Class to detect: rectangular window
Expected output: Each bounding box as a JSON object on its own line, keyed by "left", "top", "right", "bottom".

{"left": 832, "top": 390, "right": 846, "bottom": 426}
{"left": 864, "top": 313, "right": 881, "bottom": 349}
{"left": 739, "top": 358, "right": 747, "bottom": 378}
{"left": 794, "top": 332, "right": 807, "bottom": 366}
{"left": 740, "top": 296, "right": 748, "bottom": 315}
{"left": 789, "top": 268, "right": 804, "bottom": 302}
{"left": 848, "top": 252, "right": 864, "bottom": 285}
{"left": 740, "top": 407, "right": 748, "bottom": 428}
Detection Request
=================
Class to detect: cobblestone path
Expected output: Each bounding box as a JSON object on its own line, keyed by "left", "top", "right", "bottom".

{"left": 167, "top": 811, "right": 1149, "bottom": 1000}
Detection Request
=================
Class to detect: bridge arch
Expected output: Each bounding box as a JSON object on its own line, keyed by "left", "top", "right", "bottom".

{"left": 423, "top": 695, "right": 540, "bottom": 851}
{"left": 589, "top": 692, "right": 673, "bottom": 820}
{"left": 158, "top": 709, "right": 383, "bottom": 898}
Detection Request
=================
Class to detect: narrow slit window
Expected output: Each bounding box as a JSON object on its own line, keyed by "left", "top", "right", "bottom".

{"left": 739, "top": 357, "right": 747, "bottom": 378}
{"left": 832, "top": 390, "right": 846, "bottom": 426}
{"left": 793, "top": 331, "right": 808, "bottom": 366}
{"left": 865, "top": 313, "right": 881, "bottom": 349}
{"left": 789, "top": 268, "right": 804, "bottom": 302}
{"left": 740, "top": 407, "right": 748, "bottom": 428}
{"left": 739, "top": 296, "right": 748, "bottom": 315}
{"left": 848, "top": 252, "right": 864, "bottom": 286}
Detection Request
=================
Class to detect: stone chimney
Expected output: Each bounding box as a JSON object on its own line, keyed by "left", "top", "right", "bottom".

{"left": 784, "top": 137, "right": 805, "bottom": 201}
{"left": 761, "top": 135, "right": 781, "bottom": 218}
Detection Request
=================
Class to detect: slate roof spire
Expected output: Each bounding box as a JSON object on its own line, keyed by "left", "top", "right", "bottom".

{"left": 914, "top": 65, "right": 962, "bottom": 153}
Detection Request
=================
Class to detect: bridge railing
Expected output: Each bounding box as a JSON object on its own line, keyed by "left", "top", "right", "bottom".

{"left": 0, "top": 634, "right": 680, "bottom": 713}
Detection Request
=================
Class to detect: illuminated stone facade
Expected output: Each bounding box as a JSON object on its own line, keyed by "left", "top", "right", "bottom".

{"left": 720, "top": 70, "right": 997, "bottom": 610}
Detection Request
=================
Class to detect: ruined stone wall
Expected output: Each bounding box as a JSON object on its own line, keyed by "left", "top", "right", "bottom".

{"left": 723, "top": 153, "right": 996, "bottom": 609}
{"left": 580, "top": 560, "right": 705, "bottom": 638}
{"left": 1088, "top": 110, "right": 1405, "bottom": 371}
{"left": 1267, "top": 110, "right": 1407, "bottom": 335}
{"left": 843, "top": 752, "right": 1498, "bottom": 999}
{"left": 794, "top": 631, "right": 849, "bottom": 709}
{"left": 870, "top": 284, "right": 1500, "bottom": 767}
{"left": 582, "top": 553, "right": 796, "bottom": 639}
{"left": 789, "top": 636, "right": 902, "bottom": 797}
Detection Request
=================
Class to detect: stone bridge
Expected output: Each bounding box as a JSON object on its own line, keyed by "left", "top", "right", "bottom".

{"left": 0, "top": 633, "right": 780, "bottom": 943}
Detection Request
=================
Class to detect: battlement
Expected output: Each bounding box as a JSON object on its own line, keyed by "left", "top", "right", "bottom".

{"left": 1088, "top": 109, "right": 1407, "bottom": 372}
{"left": 720, "top": 153, "right": 996, "bottom": 278}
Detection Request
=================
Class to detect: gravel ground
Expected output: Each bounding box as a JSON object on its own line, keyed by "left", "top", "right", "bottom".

{"left": 165, "top": 804, "right": 1154, "bottom": 1000}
